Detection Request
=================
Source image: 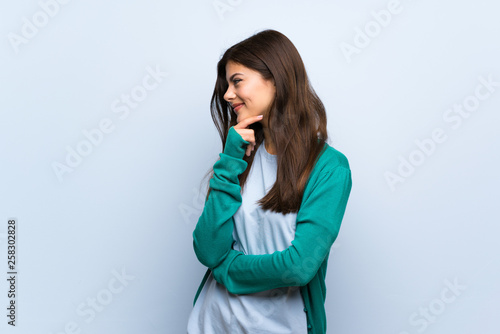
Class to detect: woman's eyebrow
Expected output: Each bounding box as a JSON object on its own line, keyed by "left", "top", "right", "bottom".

{"left": 227, "top": 72, "right": 244, "bottom": 82}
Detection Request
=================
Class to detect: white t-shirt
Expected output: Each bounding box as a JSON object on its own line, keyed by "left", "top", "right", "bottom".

{"left": 187, "top": 139, "right": 308, "bottom": 334}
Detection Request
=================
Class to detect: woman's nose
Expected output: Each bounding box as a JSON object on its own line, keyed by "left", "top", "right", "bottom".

{"left": 224, "top": 86, "right": 235, "bottom": 102}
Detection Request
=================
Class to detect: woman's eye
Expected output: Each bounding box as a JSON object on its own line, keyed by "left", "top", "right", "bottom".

{"left": 233, "top": 79, "right": 241, "bottom": 85}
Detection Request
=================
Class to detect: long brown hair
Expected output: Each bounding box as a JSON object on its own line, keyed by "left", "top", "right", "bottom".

{"left": 202, "top": 29, "right": 328, "bottom": 214}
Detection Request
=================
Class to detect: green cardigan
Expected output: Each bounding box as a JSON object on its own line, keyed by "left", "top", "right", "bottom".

{"left": 192, "top": 126, "right": 352, "bottom": 334}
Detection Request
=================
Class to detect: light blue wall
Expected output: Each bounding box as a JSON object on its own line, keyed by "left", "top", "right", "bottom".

{"left": 1, "top": 1, "right": 499, "bottom": 333}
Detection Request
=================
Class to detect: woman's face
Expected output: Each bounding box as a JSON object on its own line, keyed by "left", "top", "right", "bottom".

{"left": 224, "top": 61, "right": 276, "bottom": 125}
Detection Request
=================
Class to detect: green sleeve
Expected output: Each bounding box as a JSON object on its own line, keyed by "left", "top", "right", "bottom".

{"left": 211, "top": 166, "right": 352, "bottom": 294}
{"left": 192, "top": 126, "right": 250, "bottom": 269}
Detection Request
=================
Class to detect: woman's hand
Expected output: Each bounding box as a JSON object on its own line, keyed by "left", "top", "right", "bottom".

{"left": 233, "top": 115, "right": 263, "bottom": 156}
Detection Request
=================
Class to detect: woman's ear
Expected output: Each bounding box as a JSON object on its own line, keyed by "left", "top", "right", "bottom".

{"left": 269, "top": 76, "right": 276, "bottom": 87}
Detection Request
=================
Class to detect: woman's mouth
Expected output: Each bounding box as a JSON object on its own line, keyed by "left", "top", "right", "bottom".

{"left": 233, "top": 103, "right": 244, "bottom": 112}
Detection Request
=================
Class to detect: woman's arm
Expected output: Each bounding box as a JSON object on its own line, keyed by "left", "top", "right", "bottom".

{"left": 192, "top": 126, "right": 250, "bottom": 269}
{"left": 211, "top": 166, "right": 352, "bottom": 295}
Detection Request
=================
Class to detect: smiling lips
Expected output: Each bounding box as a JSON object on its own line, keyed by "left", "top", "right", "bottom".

{"left": 232, "top": 103, "right": 244, "bottom": 112}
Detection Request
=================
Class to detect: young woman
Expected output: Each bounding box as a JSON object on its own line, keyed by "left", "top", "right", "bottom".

{"left": 187, "top": 29, "right": 352, "bottom": 334}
